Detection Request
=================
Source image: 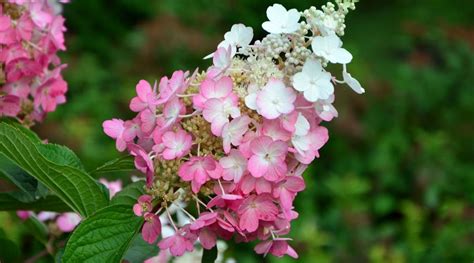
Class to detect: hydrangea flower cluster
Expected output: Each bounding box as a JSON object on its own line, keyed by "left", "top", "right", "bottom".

{"left": 0, "top": 0, "right": 68, "bottom": 126}
{"left": 104, "top": 1, "right": 362, "bottom": 259}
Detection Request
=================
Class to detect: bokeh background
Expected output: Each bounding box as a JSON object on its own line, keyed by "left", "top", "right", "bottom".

{"left": 1, "top": 0, "right": 474, "bottom": 262}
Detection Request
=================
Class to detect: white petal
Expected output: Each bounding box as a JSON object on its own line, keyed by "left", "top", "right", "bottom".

{"left": 303, "top": 58, "right": 324, "bottom": 74}
{"left": 311, "top": 36, "right": 328, "bottom": 54}
{"left": 292, "top": 135, "right": 310, "bottom": 154}
{"left": 295, "top": 113, "right": 310, "bottom": 136}
{"left": 262, "top": 21, "right": 281, "bottom": 34}
{"left": 325, "top": 34, "right": 343, "bottom": 48}
{"left": 328, "top": 48, "right": 352, "bottom": 64}
{"left": 303, "top": 86, "right": 320, "bottom": 102}
{"left": 292, "top": 72, "right": 309, "bottom": 92}
{"left": 287, "top": 9, "right": 301, "bottom": 24}
{"left": 267, "top": 4, "right": 287, "bottom": 22}
{"left": 343, "top": 67, "right": 365, "bottom": 94}
{"left": 245, "top": 92, "right": 258, "bottom": 110}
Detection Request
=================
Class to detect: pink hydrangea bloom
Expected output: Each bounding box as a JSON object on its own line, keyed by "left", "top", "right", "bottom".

{"left": 0, "top": 95, "right": 21, "bottom": 117}
{"left": 0, "top": 1, "right": 68, "bottom": 125}
{"left": 133, "top": 195, "right": 153, "bottom": 217}
{"left": 142, "top": 213, "right": 162, "bottom": 244}
{"left": 56, "top": 212, "right": 81, "bottom": 232}
{"left": 238, "top": 194, "right": 278, "bottom": 232}
{"left": 202, "top": 96, "right": 240, "bottom": 136}
{"left": 16, "top": 210, "right": 31, "bottom": 220}
{"left": 193, "top": 76, "right": 233, "bottom": 109}
{"left": 104, "top": 2, "right": 363, "bottom": 259}
{"left": 161, "top": 130, "right": 192, "bottom": 160}
{"left": 100, "top": 179, "right": 123, "bottom": 198}
{"left": 255, "top": 239, "right": 298, "bottom": 258}
{"left": 221, "top": 116, "right": 251, "bottom": 153}
{"left": 130, "top": 80, "right": 158, "bottom": 112}
{"left": 158, "top": 226, "right": 197, "bottom": 257}
{"left": 178, "top": 156, "right": 219, "bottom": 193}
{"left": 247, "top": 136, "right": 288, "bottom": 181}
{"left": 219, "top": 149, "right": 247, "bottom": 183}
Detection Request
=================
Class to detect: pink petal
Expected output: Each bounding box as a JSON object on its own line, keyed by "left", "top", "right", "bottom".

{"left": 239, "top": 209, "right": 259, "bottom": 232}
{"left": 248, "top": 155, "right": 269, "bottom": 178}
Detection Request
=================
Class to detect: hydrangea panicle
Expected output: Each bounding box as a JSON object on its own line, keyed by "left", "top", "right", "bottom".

{"left": 103, "top": 0, "right": 363, "bottom": 259}
{"left": 0, "top": 0, "right": 68, "bottom": 126}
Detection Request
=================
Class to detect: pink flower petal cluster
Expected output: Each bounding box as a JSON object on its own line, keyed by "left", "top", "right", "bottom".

{"left": 108, "top": 70, "right": 327, "bottom": 258}
{"left": 104, "top": 2, "right": 363, "bottom": 259}
{"left": 0, "top": 1, "right": 68, "bottom": 125}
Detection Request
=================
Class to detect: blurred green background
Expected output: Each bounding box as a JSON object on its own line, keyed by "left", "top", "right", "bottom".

{"left": 2, "top": 0, "right": 474, "bottom": 262}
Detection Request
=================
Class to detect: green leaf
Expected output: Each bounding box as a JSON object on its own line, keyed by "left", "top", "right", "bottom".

{"left": 55, "top": 248, "right": 65, "bottom": 263}
{"left": 202, "top": 246, "right": 218, "bottom": 263}
{"left": 0, "top": 192, "right": 70, "bottom": 212}
{"left": 63, "top": 204, "right": 143, "bottom": 263}
{"left": 0, "top": 118, "right": 41, "bottom": 143}
{"left": 111, "top": 181, "right": 145, "bottom": 206}
{"left": 90, "top": 155, "right": 136, "bottom": 177}
{"left": 123, "top": 233, "right": 159, "bottom": 263}
{"left": 0, "top": 238, "right": 21, "bottom": 263}
{"left": 0, "top": 122, "right": 108, "bottom": 217}
{"left": 0, "top": 155, "right": 49, "bottom": 202}
{"left": 38, "top": 144, "right": 85, "bottom": 171}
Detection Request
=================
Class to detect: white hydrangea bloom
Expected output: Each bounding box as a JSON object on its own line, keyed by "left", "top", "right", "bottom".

{"left": 311, "top": 34, "right": 352, "bottom": 64}
{"left": 219, "top": 23, "right": 253, "bottom": 52}
{"left": 343, "top": 64, "right": 365, "bottom": 94}
{"left": 262, "top": 4, "right": 301, "bottom": 34}
{"left": 293, "top": 59, "right": 334, "bottom": 102}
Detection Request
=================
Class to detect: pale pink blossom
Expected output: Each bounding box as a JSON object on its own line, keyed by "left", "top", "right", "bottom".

{"left": 248, "top": 136, "right": 288, "bottom": 181}
{"left": 256, "top": 78, "right": 296, "bottom": 119}
{"left": 103, "top": 119, "right": 127, "bottom": 152}
{"left": 255, "top": 239, "right": 298, "bottom": 258}
{"left": 273, "top": 176, "right": 305, "bottom": 211}
{"left": 157, "top": 70, "right": 187, "bottom": 104}
{"left": 56, "top": 212, "right": 81, "bottom": 232}
{"left": 202, "top": 96, "right": 240, "bottom": 136}
{"left": 161, "top": 130, "right": 192, "bottom": 160}
{"left": 130, "top": 80, "right": 158, "bottom": 112}
{"left": 178, "top": 156, "right": 218, "bottom": 193}
{"left": 261, "top": 119, "right": 291, "bottom": 142}
{"left": 293, "top": 126, "right": 329, "bottom": 164}
{"left": 238, "top": 194, "right": 278, "bottom": 232}
{"left": 219, "top": 149, "right": 247, "bottom": 183}
{"left": 158, "top": 226, "right": 197, "bottom": 257}
{"left": 239, "top": 174, "right": 272, "bottom": 195}
{"left": 155, "top": 98, "right": 185, "bottom": 133}
{"left": 29, "top": 2, "right": 52, "bottom": 29}
{"left": 99, "top": 179, "right": 122, "bottom": 198}
{"left": 221, "top": 115, "right": 251, "bottom": 153}
{"left": 212, "top": 45, "right": 232, "bottom": 72}
{"left": 193, "top": 76, "right": 233, "bottom": 110}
